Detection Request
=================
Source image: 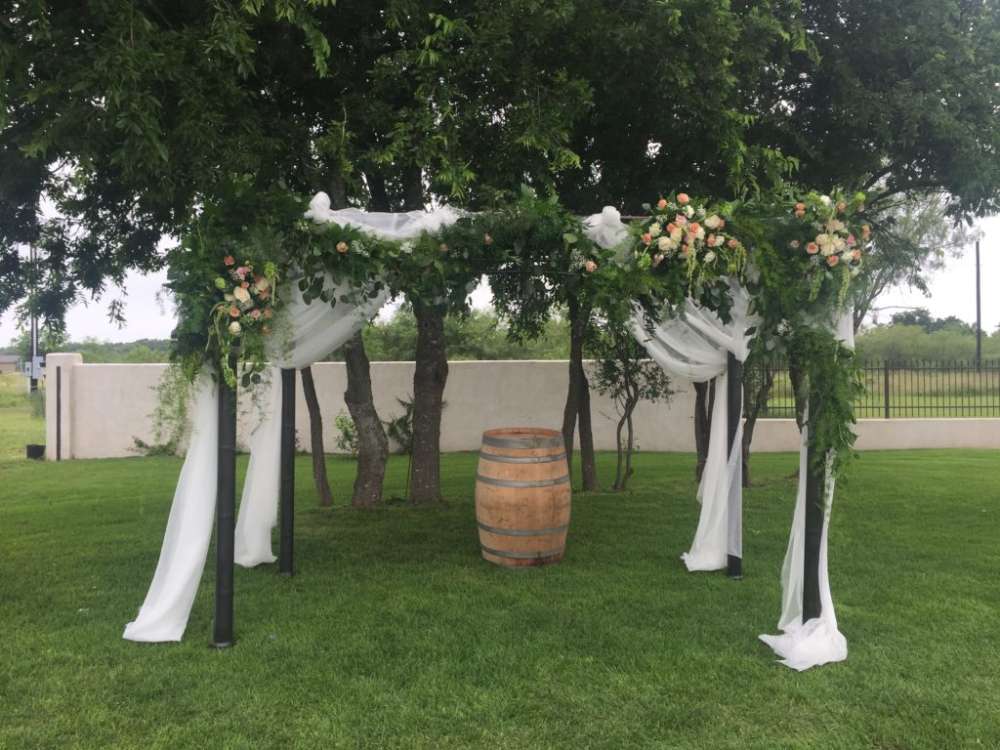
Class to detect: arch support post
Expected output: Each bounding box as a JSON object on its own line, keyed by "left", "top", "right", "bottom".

{"left": 803, "top": 389, "right": 825, "bottom": 621}
{"left": 726, "top": 353, "right": 743, "bottom": 580}
{"left": 212, "top": 367, "right": 238, "bottom": 649}
{"left": 279, "top": 368, "right": 296, "bottom": 576}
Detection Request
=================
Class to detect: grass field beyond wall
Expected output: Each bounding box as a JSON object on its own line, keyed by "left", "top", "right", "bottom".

{"left": 1, "top": 451, "right": 998, "bottom": 749}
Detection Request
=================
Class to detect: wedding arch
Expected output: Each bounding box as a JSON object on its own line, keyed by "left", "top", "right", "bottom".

{"left": 126, "top": 187, "right": 869, "bottom": 671}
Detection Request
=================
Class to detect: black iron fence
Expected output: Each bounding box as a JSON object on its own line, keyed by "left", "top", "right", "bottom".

{"left": 754, "top": 359, "right": 1000, "bottom": 418}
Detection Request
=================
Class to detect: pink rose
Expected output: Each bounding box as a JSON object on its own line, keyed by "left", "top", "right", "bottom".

{"left": 235, "top": 266, "right": 250, "bottom": 280}
{"left": 806, "top": 242, "right": 819, "bottom": 254}
{"left": 223, "top": 255, "right": 235, "bottom": 266}
{"left": 250, "top": 309, "right": 262, "bottom": 320}
{"left": 827, "top": 254, "right": 840, "bottom": 267}
{"left": 657, "top": 198, "right": 668, "bottom": 210}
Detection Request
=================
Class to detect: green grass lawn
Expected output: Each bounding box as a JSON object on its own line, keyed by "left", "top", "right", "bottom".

{"left": 0, "top": 373, "right": 45, "bottom": 461}
{"left": 1, "top": 449, "right": 998, "bottom": 749}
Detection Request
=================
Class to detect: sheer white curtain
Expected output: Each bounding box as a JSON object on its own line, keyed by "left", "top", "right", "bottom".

{"left": 581, "top": 207, "right": 756, "bottom": 573}
{"left": 759, "top": 310, "right": 854, "bottom": 670}
{"left": 125, "top": 192, "right": 467, "bottom": 643}
{"left": 631, "top": 289, "right": 754, "bottom": 571}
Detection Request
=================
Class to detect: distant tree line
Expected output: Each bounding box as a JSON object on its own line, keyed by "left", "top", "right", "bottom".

{"left": 6, "top": 306, "right": 997, "bottom": 365}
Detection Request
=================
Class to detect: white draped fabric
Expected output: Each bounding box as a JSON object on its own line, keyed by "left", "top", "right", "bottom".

{"left": 124, "top": 191, "right": 472, "bottom": 643}
{"left": 123, "top": 282, "right": 384, "bottom": 642}
{"left": 631, "top": 289, "right": 755, "bottom": 571}
{"left": 759, "top": 310, "right": 855, "bottom": 670}
{"left": 581, "top": 206, "right": 757, "bottom": 573}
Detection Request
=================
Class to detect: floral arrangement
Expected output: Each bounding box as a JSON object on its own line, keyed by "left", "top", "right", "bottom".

{"left": 786, "top": 190, "right": 869, "bottom": 306}
{"left": 210, "top": 254, "right": 279, "bottom": 388}
{"left": 636, "top": 192, "right": 747, "bottom": 283}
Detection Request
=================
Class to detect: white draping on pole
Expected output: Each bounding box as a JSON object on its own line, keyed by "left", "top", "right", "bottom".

{"left": 125, "top": 190, "right": 481, "bottom": 643}
{"left": 631, "top": 287, "right": 755, "bottom": 571}
{"left": 759, "top": 308, "right": 854, "bottom": 670}
{"left": 580, "top": 206, "right": 757, "bottom": 573}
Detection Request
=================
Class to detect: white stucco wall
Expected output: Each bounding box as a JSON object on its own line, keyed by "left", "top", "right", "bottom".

{"left": 44, "top": 355, "right": 1000, "bottom": 460}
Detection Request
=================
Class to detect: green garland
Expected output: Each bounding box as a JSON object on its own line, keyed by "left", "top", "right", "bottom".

{"left": 166, "top": 183, "right": 870, "bottom": 484}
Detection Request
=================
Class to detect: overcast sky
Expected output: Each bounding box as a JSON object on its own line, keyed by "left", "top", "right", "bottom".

{"left": 2, "top": 215, "right": 998, "bottom": 347}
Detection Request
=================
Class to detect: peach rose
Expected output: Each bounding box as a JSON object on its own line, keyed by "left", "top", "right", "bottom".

{"left": 223, "top": 255, "right": 235, "bottom": 266}
{"left": 827, "top": 254, "right": 840, "bottom": 267}
{"left": 584, "top": 260, "right": 598, "bottom": 273}
{"left": 483, "top": 233, "right": 493, "bottom": 245}
{"left": 657, "top": 198, "right": 668, "bottom": 210}
{"left": 676, "top": 193, "right": 690, "bottom": 205}
{"left": 642, "top": 233, "right": 652, "bottom": 245}
{"left": 229, "top": 306, "right": 240, "bottom": 318}
{"left": 806, "top": 242, "right": 819, "bottom": 255}
{"left": 336, "top": 241, "right": 349, "bottom": 254}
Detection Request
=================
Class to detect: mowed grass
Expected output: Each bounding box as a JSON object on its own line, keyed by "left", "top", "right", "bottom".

{"left": 0, "top": 373, "right": 45, "bottom": 461}
{"left": 1, "top": 450, "right": 998, "bottom": 749}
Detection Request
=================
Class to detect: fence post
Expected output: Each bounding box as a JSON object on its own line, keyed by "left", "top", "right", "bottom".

{"left": 883, "top": 361, "right": 891, "bottom": 420}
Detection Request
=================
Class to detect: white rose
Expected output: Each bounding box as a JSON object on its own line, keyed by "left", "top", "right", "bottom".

{"left": 684, "top": 205, "right": 694, "bottom": 218}
{"left": 826, "top": 219, "right": 845, "bottom": 233}
{"left": 820, "top": 195, "right": 832, "bottom": 206}
{"left": 228, "top": 321, "right": 242, "bottom": 335}
{"left": 649, "top": 222, "right": 662, "bottom": 238}
{"left": 704, "top": 214, "right": 722, "bottom": 230}
{"left": 704, "top": 251, "right": 717, "bottom": 263}
{"left": 657, "top": 236, "right": 672, "bottom": 252}
{"left": 233, "top": 286, "right": 251, "bottom": 303}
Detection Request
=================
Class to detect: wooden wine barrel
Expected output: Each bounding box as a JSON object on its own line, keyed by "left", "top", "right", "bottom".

{"left": 475, "top": 427, "right": 571, "bottom": 567}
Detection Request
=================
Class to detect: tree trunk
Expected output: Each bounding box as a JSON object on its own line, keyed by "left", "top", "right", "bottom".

{"left": 343, "top": 331, "right": 388, "bottom": 508}
{"left": 624, "top": 407, "right": 635, "bottom": 490}
{"left": 409, "top": 301, "right": 448, "bottom": 504}
{"left": 741, "top": 364, "right": 775, "bottom": 488}
{"left": 693, "top": 379, "right": 716, "bottom": 482}
{"left": 300, "top": 366, "right": 334, "bottom": 507}
{"left": 613, "top": 410, "right": 626, "bottom": 490}
{"left": 562, "top": 299, "right": 598, "bottom": 490}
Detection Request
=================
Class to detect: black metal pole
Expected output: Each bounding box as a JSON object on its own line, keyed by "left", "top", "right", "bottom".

{"left": 279, "top": 368, "right": 296, "bottom": 576}
{"left": 975, "top": 239, "right": 982, "bottom": 370}
{"left": 212, "top": 368, "right": 237, "bottom": 649}
{"left": 726, "top": 353, "right": 743, "bottom": 579}
{"left": 56, "top": 366, "right": 62, "bottom": 461}
{"left": 29, "top": 246, "right": 38, "bottom": 394}
{"left": 802, "top": 386, "right": 824, "bottom": 622}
